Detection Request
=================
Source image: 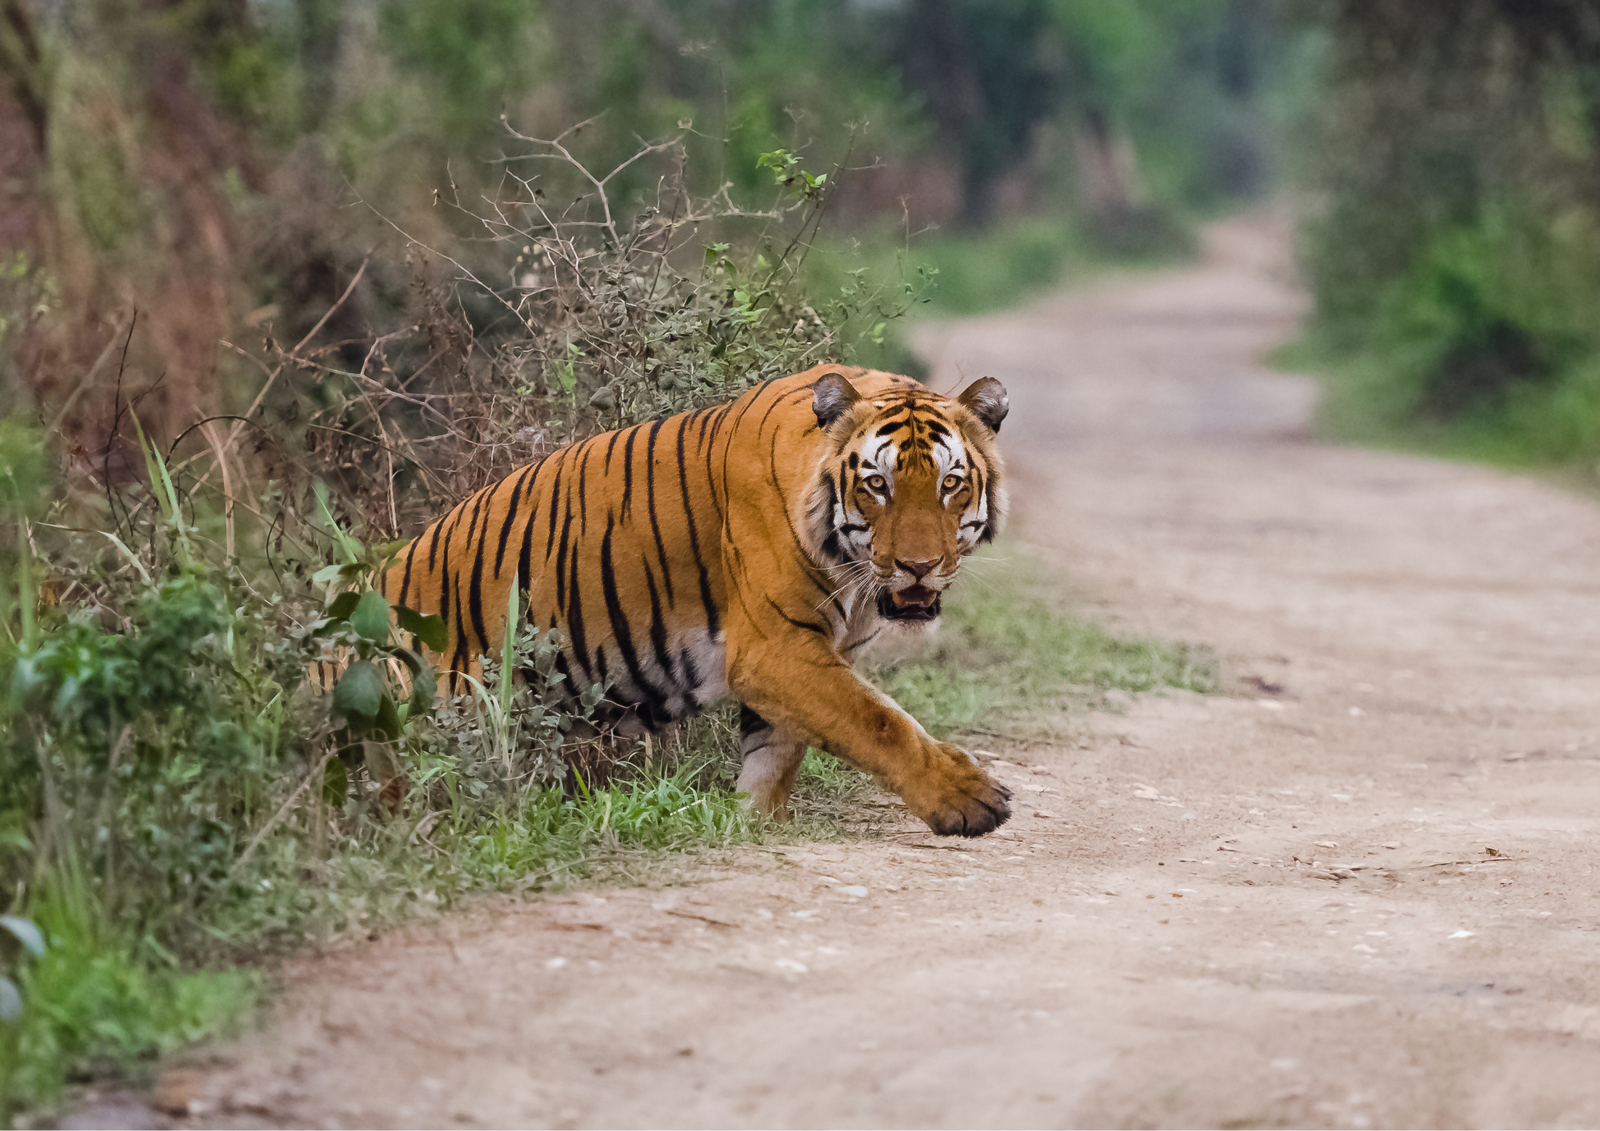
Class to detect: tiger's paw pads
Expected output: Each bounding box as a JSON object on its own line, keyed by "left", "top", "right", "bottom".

{"left": 911, "top": 746, "right": 1012, "bottom": 837}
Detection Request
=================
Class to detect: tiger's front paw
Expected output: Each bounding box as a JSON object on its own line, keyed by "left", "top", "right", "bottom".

{"left": 905, "top": 742, "right": 1012, "bottom": 837}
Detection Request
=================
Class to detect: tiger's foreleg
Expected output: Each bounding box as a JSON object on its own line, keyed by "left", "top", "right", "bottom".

{"left": 727, "top": 633, "right": 1011, "bottom": 837}
{"left": 734, "top": 705, "right": 809, "bottom": 821}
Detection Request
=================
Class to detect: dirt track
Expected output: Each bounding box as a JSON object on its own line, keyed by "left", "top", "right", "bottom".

{"left": 174, "top": 217, "right": 1600, "bottom": 1129}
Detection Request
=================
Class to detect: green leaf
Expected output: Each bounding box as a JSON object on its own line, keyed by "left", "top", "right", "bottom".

{"left": 311, "top": 563, "right": 345, "bottom": 587}
{"left": 322, "top": 757, "right": 349, "bottom": 806}
{"left": 325, "top": 591, "right": 361, "bottom": 622}
{"left": 0, "top": 916, "right": 44, "bottom": 957}
{"left": 0, "top": 975, "right": 20, "bottom": 1021}
{"left": 408, "top": 660, "right": 436, "bottom": 717}
{"left": 395, "top": 606, "right": 448, "bottom": 653}
{"left": 350, "top": 591, "right": 391, "bottom": 643}
{"left": 375, "top": 692, "right": 402, "bottom": 741}
{"left": 333, "top": 660, "right": 384, "bottom": 722}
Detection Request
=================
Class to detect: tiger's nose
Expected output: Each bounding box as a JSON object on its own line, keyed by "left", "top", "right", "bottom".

{"left": 895, "top": 557, "right": 942, "bottom": 580}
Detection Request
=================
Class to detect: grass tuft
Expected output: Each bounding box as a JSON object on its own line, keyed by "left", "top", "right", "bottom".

{"left": 3, "top": 887, "right": 256, "bottom": 1112}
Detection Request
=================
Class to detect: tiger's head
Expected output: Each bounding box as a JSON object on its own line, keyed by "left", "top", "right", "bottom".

{"left": 806, "top": 371, "right": 1009, "bottom": 623}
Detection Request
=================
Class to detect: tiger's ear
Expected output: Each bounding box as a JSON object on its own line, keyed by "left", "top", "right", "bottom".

{"left": 812, "top": 371, "right": 862, "bottom": 429}
{"left": 957, "top": 377, "right": 1009, "bottom": 434}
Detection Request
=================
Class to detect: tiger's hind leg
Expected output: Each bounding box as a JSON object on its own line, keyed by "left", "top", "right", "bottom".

{"left": 735, "top": 704, "right": 809, "bottom": 821}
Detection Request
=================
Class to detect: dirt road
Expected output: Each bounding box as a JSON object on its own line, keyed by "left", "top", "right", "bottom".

{"left": 178, "top": 218, "right": 1600, "bottom": 1128}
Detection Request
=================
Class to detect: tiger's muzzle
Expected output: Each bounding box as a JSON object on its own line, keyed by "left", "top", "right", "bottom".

{"left": 878, "top": 585, "right": 942, "bottom": 622}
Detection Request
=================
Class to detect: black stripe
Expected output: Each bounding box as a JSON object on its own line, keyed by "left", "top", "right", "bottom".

{"left": 604, "top": 427, "right": 622, "bottom": 474}
{"left": 457, "top": 486, "right": 488, "bottom": 560}
{"left": 643, "top": 417, "right": 674, "bottom": 605}
{"left": 676, "top": 414, "right": 721, "bottom": 638}
{"left": 764, "top": 428, "right": 841, "bottom": 616}
{"left": 599, "top": 514, "right": 669, "bottom": 717}
{"left": 567, "top": 542, "right": 592, "bottom": 678}
{"left": 425, "top": 508, "right": 449, "bottom": 573}
{"left": 550, "top": 640, "right": 574, "bottom": 695}
{"left": 619, "top": 423, "right": 640, "bottom": 522}
{"left": 437, "top": 506, "right": 462, "bottom": 641}
{"left": 397, "top": 541, "right": 416, "bottom": 610}
{"left": 555, "top": 493, "right": 575, "bottom": 613}
{"left": 754, "top": 385, "right": 809, "bottom": 438}
{"left": 544, "top": 449, "right": 567, "bottom": 560}
{"left": 515, "top": 462, "right": 541, "bottom": 604}
{"left": 818, "top": 474, "right": 844, "bottom": 561}
{"left": 739, "top": 703, "right": 772, "bottom": 738}
{"left": 466, "top": 497, "right": 495, "bottom": 657}
{"left": 641, "top": 560, "right": 675, "bottom": 687}
{"left": 765, "top": 596, "right": 829, "bottom": 637}
{"left": 451, "top": 568, "right": 470, "bottom": 671}
{"left": 493, "top": 462, "right": 538, "bottom": 577}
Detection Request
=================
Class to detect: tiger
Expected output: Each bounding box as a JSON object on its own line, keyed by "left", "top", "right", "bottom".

{"left": 378, "top": 363, "right": 1013, "bottom": 837}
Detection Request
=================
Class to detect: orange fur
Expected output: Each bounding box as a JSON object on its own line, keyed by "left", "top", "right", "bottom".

{"left": 380, "top": 365, "right": 1012, "bottom": 835}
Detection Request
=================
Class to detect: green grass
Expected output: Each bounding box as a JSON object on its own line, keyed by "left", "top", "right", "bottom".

{"left": 0, "top": 759, "right": 765, "bottom": 1120}
{"left": 2, "top": 888, "right": 256, "bottom": 1119}
{"left": 869, "top": 549, "right": 1217, "bottom": 740}
{"left": 446, "top": 764, "right": 759, "bottom": 892}
{"left": 1280, "top": 333, "right": 1600, "bottom": 491}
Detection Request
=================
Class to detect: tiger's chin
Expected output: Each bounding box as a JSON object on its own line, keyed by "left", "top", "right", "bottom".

{"left": 877, "top": 585, "right": 942, "bottom": 623}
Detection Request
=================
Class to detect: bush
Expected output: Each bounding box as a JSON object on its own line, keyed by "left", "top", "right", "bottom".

{"left": 1295, "top": 2, "right": 1600, "bottom": 467}
{"left": 284, "top": 132, "right": 916, "bottom": 531}
{"left": 0, "top": 136, "right": 900, "bottom": 1113}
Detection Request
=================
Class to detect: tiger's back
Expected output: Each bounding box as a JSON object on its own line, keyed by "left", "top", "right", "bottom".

{"left": 384, "top": 391, "right": 723, "bottom": 726}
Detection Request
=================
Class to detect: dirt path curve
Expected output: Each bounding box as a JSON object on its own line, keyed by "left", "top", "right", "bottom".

{"left": 181, "top": 217, "right": 1600, "bottom": 1129}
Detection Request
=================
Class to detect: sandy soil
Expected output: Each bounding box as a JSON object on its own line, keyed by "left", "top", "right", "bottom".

{"left": 159, "top": 217, "right": 1600, "bottom": 1129}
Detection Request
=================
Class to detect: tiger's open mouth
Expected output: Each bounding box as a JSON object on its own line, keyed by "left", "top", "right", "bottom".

{"left": 878, "top": 585, "right": 942, "bottom": 622}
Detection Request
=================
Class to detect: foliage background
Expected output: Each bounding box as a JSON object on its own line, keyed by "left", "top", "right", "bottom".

{"left": 0, "top": 0, "right": 1290, "bottom": 470}
{"left": 1289, "top": 0, "right": 1600, "bottom": 474}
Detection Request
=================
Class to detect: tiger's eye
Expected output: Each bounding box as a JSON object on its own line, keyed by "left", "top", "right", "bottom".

{"left": 942, "top": 474, "right": 962, "bottom": 492}
{"left": 863, "top": 473, "right": 888, "bottom": 493}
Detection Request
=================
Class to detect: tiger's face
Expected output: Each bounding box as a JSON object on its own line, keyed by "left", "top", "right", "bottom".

{"left": 808, "top": 372, "right": 1009, "bottom": 623}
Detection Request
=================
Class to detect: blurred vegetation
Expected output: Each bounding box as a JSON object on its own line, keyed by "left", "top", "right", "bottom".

{"left": 0, "top": 0, "right": 1292, "bottom": 456}
{"left": 0, "top": 0, "right": 1288, "bottom": 1116}
{"left": 1290, "top": 1, "right": 1600, "bottom": 472}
